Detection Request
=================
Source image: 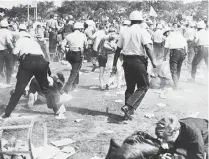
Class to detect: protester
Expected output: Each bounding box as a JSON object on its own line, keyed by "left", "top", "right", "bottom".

{"left": 155, "top": 116, "right": 208, "bottom": 159}
{"left": 164, "top": 25, "right": 187, "bottom": 90}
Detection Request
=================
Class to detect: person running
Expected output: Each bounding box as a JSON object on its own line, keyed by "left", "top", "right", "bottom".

{"left": 61, "top": 22, "right": 87, "bottom": 93}
{"left": 112, "top": 11, "right": 156, "bottom": 120}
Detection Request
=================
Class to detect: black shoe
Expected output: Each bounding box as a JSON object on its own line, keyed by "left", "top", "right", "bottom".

{"left": 0, "top": 113, "right": 10, "bottom": 119}
{"left": 105, "top": 84, "right": 109, "bottom": 90}
{"left": 121, "top": 105, "right": 133, "bottom": 121}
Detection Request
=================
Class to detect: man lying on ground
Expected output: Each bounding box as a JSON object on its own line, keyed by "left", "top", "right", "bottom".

{"left": 155, "top": 115, "right": 208, "bottom": 159}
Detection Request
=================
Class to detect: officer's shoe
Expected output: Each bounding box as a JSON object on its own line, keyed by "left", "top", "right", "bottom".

{"left": 55, "top": 105, "right": 66, "bottom": 120}
{"left": 0, "top": 113, "right": 10, "bottom": 119}
{"left": 121, "top": 105, "right": 134, "bottom": 121}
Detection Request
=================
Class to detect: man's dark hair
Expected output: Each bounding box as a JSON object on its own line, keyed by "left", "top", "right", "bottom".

{"left": 50, "top": 14, "right": 54, "bottom": 19}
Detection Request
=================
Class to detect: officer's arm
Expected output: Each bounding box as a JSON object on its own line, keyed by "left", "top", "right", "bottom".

{"left": 6, "top": 33, "right": 14, "bottom": 51}
{"left": 163, "top": 37, "right": 170, "bottom": 61}
{"left": 144, "top": 43, "right": 156, "bottom": 68}
{"left": 113, "top": 47, "right": 122, "bottom": 67}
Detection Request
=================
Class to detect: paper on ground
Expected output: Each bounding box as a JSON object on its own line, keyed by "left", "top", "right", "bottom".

{"left": 74, "top": 118, "right": 84, "bottom": 123}
{"left": 61, "top": 146, "right": 76, "bottom": 154}
{"left": 144, "top": 113, "right": 155, "bottom": 118}
{"left": 35, "top": 145, "right": 60, "bottom": 159}
{"left": 114, "top": 99, "right": 123, "bottom": 103}
{"left": 53, "top": 151, "right": 74, "bottom": 159}
{"left": 91, "top": 156, "right": 104, "bottom": 159}
{"left": 89, "top": 86, "right": 99, "bottom": 89}
{"left": 187, "top": 112, "right": 200, "bottom": 118}
{"left": 103, "top": 130, "right": 114, "bottom": 134}
{"left": 51, "top": 138, "right": 76, "bottom": 147}
{"left": 157, "top": 103, "right": 167, "bottom": 107}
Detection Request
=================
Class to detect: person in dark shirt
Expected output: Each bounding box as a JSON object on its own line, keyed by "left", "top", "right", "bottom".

{"left": 155, "top": 116, "right": 208, "bottom": 159}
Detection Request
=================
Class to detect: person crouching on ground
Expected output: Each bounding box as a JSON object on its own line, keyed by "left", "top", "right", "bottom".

{"left": 155, "top": 115, "right": 208, "bottom": 159}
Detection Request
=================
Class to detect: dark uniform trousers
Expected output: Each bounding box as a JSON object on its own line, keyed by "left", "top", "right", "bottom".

{"left": 123, "top": 55, "right": 149, "bottom": 110}
{"left": 191, "top": 46, "right": 208, "bottom": 79}
{"left": 187, "top": 41, "right": 196, "bottom": 65}
{"left": 0, "top": 50, "right": 15, "bottom": 84}
{"left": 169, "top": 49, "right": 185, "bottom": 89}
{"left": 63, "top": 51, "right": 82, "bottom": 93}
{"left": 49, "top": 29, "right": 57, "bottom": 53}
{"left": 5, "top": 54, "right": 59, "bottom": 115}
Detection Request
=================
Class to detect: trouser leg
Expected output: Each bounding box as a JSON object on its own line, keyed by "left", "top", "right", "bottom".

{"left": 0, "top": 50, "right": 5, "bottom": 77}
{"left": 123, "top": 61, "right": 136, "bottom": 104}
{"left": 4, "top": 52, "right": 14, "bottom": 84}
{"left": 5, "top": 67, "right": 33, "bottom": 115}
{"left": 191, "top": 47, "right": 204, "bottom": 80}
{"left": 125, "top": 57, "right": 149, "bottom": 110}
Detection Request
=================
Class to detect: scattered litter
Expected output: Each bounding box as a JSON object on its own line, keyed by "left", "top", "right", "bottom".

{"left": 53, "top": 151, "right": 73, "bottom": 159}
{"left": 89, "top": 86, "right": 99, "bottom": 89}
{"left": 51, "top": 138, "right": 76, "bottom": 147}
{"left": 79, "top": 72, "right": 83, "bottom": 75}
{"left": 55, "top": 113, "right": 66, "bottom": 120}
{"left": 114, "top": 99, "right": 123, "bottom": 103}
{"left": 51, "top": 68, "right": 56, "bottom": 70}
{"left": 103, "top": 130, "right": 114, "bottom": 134}
{"left": 157, "top": 103, "right": 167, "bottom": 107}
{"left": 120, "top": 120, "right": 130, "bottom": 124}
{"left": 93, "top": 77, "right": 99, "bottom": 80}
{"left": 74, "top": 118, "right": 84, "bottom": 123}
{"left": 61, "top": 146, "right": 76, "bottom": 154}
{"left": 83, "top": 60, "right": 87, "bottom": 63}
{"left": 38, "top": 145, "right": 60, "bottom": 159}
{"left": 144, "top": 113, "right": 155, "bottom": 118}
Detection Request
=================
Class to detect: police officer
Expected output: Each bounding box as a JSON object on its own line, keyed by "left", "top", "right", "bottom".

{"left": 1, "top": 24, "right": 62, "bottom": 119}
{"left": 112, "top": 11, "right": 156, "bottom": 120}
{"left": 0, "top": 20, "right": 14, "bottom": 84}
{"left": 164, "top": 25, "right": 187, "bottom": 90}
{"left": 190, "top": 21, "right": 208, "bottom": 82}
{"left": 61, "top": 22, "right": 87, "bottom": 93}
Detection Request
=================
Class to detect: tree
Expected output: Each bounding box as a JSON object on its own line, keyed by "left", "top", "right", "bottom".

{"left": 37, "top": 1, "right": 56, "bottom": 19}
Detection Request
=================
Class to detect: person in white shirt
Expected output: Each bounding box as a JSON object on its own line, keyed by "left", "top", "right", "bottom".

{"left": 164, "top": 26, "right": 188, "bottom": 90}
{"left": 91, "top": 24, "right": 106, "bottom": 72}
{"left": 190, "top": 21, "right": 208, "bottom": 81}
{"left": 1, "top": 24, "right": 65, "bottom": 119}
{"left": 0, "top": 20, "right": 14, "bottom": 84}
{"left": 184, "top": 22, "right": 196, "bottom": 66}
{"left": 153, "top": 24, "right": 164, "bottom": 60}
{"left": 61, "top": 22, "right": 87, "bottom": 93}
{"left": 112, "top": 11, "right": 156, "bottom": 120}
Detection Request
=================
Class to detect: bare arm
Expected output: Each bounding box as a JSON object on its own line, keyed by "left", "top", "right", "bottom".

{"left": 144, "top": 43, "right": 156, "bottom": 68}
{"left": 113, "top": 47, "right": 122, "bottom": 67}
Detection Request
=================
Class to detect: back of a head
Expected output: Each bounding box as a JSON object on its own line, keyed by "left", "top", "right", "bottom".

{"left": 155, "top": 115, "right": 180, "bottom": 139}
{"left": 1, "top": 20, "right": 9, "bottom": 28}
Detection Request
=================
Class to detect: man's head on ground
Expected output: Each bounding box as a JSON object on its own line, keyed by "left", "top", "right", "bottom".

{"left": 129, "top": 10, "right": 143, "bottom": 25}
{"left": 155, "top": 115, "right": 180, "bottom": 145}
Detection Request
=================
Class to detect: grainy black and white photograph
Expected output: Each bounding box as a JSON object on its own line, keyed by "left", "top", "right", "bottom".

{"left": 0, "top": 0, "right": 208, "bottom": 158}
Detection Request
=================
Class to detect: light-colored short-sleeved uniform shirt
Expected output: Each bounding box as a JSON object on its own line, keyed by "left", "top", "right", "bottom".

{"left": 117, "top": 24, "right": 152, "bottom": 56}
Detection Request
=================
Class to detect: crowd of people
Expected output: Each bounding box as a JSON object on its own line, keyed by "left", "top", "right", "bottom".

{"left": 0, "top": 9, "right": 208, "bottom": 159}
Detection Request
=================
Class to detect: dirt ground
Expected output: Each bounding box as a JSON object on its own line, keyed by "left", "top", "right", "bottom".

{"left": 0, "top": 61, "right": 208, "bottom": 159}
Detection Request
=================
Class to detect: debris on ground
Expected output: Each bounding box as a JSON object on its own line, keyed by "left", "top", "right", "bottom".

{"left": 114, "top": 99, "right": 123, "bottom": 103}
{"left": 51, "top": 138, "right": 76, "bottom": 147}
{"left": 157, "top": 103, "right": 167, "bottom": 107}
{"left": 74, "top": 118, "right": 84, "bottom": 123}
{"left": 103, "top": 130, "right": 114, "bottom": 134}
{"left": 61, "top": 146, "right": 76, "bottom": 154}
{"left": 91, "top": 156, "right": 104, "bottom": 159}
{"left": 89, "top": 86, "right": 99, "bottom": 89}
{"left": 144, "top": 113, "right": 155, "bottom": 118}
